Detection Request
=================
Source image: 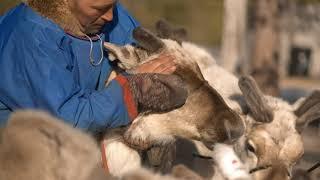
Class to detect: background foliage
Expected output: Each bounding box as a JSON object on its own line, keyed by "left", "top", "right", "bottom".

{"left": 1, "top": 0, "right": 320, "bottom": 46}
{"left": 120, "top": 0, "right": 223, "bottom": 46}
{"left": 0, "top": 0, "right": 223, "bottom": 46}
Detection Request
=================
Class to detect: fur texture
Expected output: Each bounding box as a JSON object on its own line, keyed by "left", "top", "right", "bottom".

{"left": 0, "top": 110, "right": 210, "bottom": 180}
{"left": 105, "top": 36, "right": 245, "bottom": 149}
{"left": 102, "top": 128, "right": 142, "bottom": 177}
{"left": 102, "top": 28, "right": 245, "bottom": 177}
{"left": 26, "top": 0, "right": 84, "bottom": 36}
{"left": 0, "top": 110, "right": 106, "bottom": 180}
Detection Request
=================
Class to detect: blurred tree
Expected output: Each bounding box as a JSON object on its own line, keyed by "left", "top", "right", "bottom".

{"left": 220, "top": 0, "right": 248, "bottom": 73}
{"left": 295, "top": 0, "right": 320, "bottom": 4}
{"left": 250, "top": 0, "right": 280, "bottom": 96}
{"left": 2, "top": 0, "right": 320, "bottom": 46}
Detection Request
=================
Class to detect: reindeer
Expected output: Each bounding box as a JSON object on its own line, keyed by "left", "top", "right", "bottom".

{"left": 102, "top": 26, "right": 245, "bottom": 176}
{"left": 232, "top": 77, "right": 320, "bottom": 180}
{"left": 0, "top": 110, "right": 111, "bottom": 180}
{"left": 153, "top": 20, "right": 320, "bottom": 180}
{"left": 103, "top": 21, "right": 320, "bottom": 180}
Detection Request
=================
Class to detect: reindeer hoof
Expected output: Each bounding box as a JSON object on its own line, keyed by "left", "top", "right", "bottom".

{"left": 124, "top": 123, "right": 153, "bottom": 150}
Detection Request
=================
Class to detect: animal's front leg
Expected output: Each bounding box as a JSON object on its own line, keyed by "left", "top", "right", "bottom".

{"left": 124, "top": 115, "right": 176, "bottom": 150}
{"left": 145, "top": 142, "right": 176, "bottom": 173}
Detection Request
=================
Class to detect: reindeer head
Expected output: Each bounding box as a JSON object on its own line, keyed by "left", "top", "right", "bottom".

{"left": 105, "top": 26, "right": 207, "bottom": 93}
{"left": 235, "top": 76, "right": 320, "bottom": 180}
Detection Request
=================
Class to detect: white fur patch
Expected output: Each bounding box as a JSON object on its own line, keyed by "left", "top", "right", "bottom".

{"left": 182, "top": 41, "right": 217, "bottom": 70}
{"left": 125, "top": 115, "right": 177, "bottom": 148}
{"left": 102, "top": 140, "right": 141, "bottom": 177}
{"left": 212, "top": 143, "right": 251, "bottom": 180}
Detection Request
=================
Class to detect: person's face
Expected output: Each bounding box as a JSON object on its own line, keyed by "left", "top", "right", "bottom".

{"left": 71, "top": 0, "right": 116, "bottom": 35}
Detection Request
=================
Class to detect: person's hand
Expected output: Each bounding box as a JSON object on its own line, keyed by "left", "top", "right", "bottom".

{"left": 133, "top": 53, "right": 176, "bottom": 74}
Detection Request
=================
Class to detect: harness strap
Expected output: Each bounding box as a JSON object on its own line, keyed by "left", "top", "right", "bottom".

{"left": 100, "top": 141, "right": 109, "bottom": 174}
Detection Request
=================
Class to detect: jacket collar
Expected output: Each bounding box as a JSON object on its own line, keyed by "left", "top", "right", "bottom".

{"left": 25, "top": 0, "right": 85, "bottom": 37}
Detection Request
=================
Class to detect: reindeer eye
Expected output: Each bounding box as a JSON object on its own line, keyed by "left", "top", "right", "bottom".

{"left": 246, "top": 141, "right": 256, "bottom": 154}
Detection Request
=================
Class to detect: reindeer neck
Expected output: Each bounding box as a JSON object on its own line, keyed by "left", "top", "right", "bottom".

{"left": 191, "top": 82, "right": 231, "bottom": 112}
{"left": 181, "top": 81, "right": 232, "bottom": 124}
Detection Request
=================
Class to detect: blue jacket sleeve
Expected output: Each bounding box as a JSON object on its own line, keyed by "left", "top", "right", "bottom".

{"left": 0, "top": 30, "right": 134, "bottom": 134}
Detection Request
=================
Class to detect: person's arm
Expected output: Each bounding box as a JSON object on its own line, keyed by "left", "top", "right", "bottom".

{"left": 0, "top": 34, "right": 136, "bottom": 134}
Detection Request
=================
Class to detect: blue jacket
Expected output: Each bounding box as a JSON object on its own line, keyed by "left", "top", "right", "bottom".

{"left": 0, "top": 3, "right": 139, "bottom": 133}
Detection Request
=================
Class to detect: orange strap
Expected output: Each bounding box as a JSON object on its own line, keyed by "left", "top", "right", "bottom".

{"left": 100, "top": 141, "right": 109, "bottom": 174}
{"left": 115, "top": 75, "right": 138, "bottom": 121}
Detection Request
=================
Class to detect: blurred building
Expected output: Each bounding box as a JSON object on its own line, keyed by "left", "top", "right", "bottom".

{"left": 279, "top": 3, "right": 320, "bottom": 78}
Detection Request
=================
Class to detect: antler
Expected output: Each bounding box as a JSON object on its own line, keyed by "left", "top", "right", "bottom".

{"left": 133, "top": 27, "right": 165, "bottom": 54}
{"left": 238, "top": 76, "right": 274, "bottom": 123}
{"left": 294, "top": 90, "right": 320, "bottom": 132}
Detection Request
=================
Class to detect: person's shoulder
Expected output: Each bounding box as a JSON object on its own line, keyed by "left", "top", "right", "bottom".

{"left": 104, "top": 3, "right": 140, "bottom": 45}
{"left": 115, "top": 3, "right": 139, "bottom": 28}
{"left": 0, "top": 3, "right": 65, "bottom": 43}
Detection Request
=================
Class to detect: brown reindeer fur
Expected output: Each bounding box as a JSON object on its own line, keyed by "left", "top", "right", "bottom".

{"left": 171, "top": 164, "right": 204, "bottom": 180}
{"left": 102, "top": 27, "right": 245, "bottom": 176}
{"left": 145, "top": 142, "right": 176, "bottom": 173}
{"left": 0, "top": 110, "right": 209, "bottom": 180}
{"left": 0, "top": 110, "right": 110, "bottom": 180}
{"left": 104, "top": 28, "right": 245, "bottom": 150}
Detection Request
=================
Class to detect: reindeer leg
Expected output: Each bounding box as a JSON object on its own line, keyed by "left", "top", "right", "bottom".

{"left": 123, "top": 115, "right": 180, "bottom": 150}
{"left": 145, "top": 141, "right": 176, "bottom": 174}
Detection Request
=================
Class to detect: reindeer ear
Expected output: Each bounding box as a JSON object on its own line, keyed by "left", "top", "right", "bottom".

{"left": 133, "top": 27, "right": 165, "bottom": 54}
{"left": 104, "top": 42, "right": 127, "bottom": 61}
{"left": 104, "top": 42, "right": 141, "bottom": 70}
{"left": 173, "top": 28, "right": 188, "bottom": 42}
{"left": 155, "top": 19, "right": 188, "bottom": 44}
{"left": 155, "top": 19, "right": 173, "bottom": 39}
{"left": 294, "top": 90, "right": 320, "bottom": 133}
{"left": 238, "top": 76, "right": 274, "bottom": 123}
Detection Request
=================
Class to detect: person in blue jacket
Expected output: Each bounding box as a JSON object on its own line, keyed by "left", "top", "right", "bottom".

{"left": 0, "top": 0, "right": 188, "bottom": 134}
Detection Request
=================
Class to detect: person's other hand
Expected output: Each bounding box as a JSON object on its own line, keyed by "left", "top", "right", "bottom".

{"left": 133, "top": 53, "right": 176, "bottom": 74}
